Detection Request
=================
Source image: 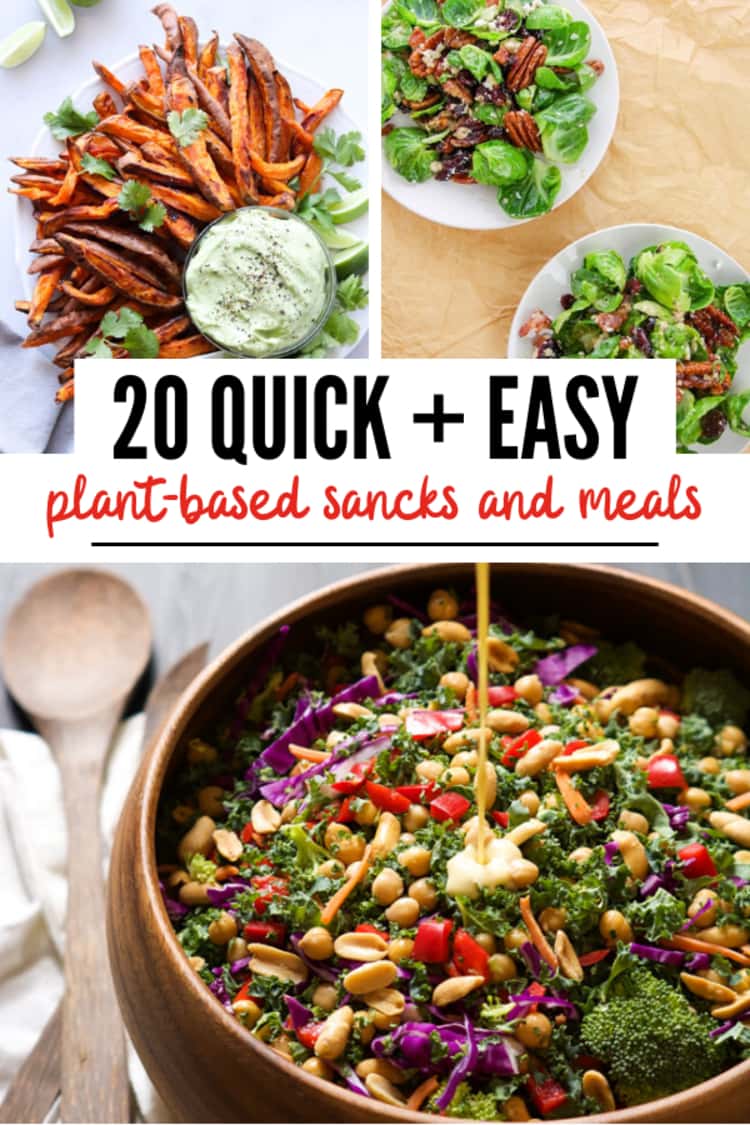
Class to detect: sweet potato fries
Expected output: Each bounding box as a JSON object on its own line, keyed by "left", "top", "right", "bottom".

{"left": 11, "top": 5, "right": 344, "bottom": 403}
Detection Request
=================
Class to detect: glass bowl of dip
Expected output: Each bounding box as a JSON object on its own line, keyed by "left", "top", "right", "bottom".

{"left": 183, "top": 206, "right": 337, "bottom": 358}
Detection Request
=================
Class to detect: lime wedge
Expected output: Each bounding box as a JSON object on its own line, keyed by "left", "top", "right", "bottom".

{"left": 36, "top": 0, "right": 76, "bottom": 37}
{"left": 309, "top": 220, "right": 361, "bottom": 252}
{"left": 0, "top": 21, "right": 46, "bottom": 67}
{"left": 333, "top": 240, "right": 369, "bottom": 280}
{"left": 71, "top": 0, "right": 104, "bottom": 5}
{"left": 329, "top": 189, "right": 369, "bottom": 226}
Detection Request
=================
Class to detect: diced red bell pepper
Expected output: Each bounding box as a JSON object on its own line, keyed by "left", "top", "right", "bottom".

{"left": 243, "top": 920, "right": 286, "bottom": 944}
{"left": 250, "top": 874, "right": 288, "bottom": 915}
{"left": 488, "top": 685, "right": 518, "bottom": 706}
{"left": 453, "top": 929, "right": 490, "bottom": 980}
{"left": 296, "top": 1021, "right": 324, "bottom": 1050}
{"left": 500, "top": 728, "right": 542, "bottom": 769}
{"left": 335, "top": 796, "right": 356, "bottom": 823}
{"left": 430, "top": 791, "right": 471, "bottom": 823}
{"left": 365, "top": 780, "right": 411, "bottom": 814}
{"left": 646, "top": 753, "right": 687, "bottom": 791}
{"left": 678, "top": 842, "right": 717, "bottom": 879}
{"left": 356, "top": 923, "right": 389, "bottom": 940}
{"left": 241, "top": 822, "right": 263, "bottom": 845}
{"left": 492, "top": 810, "right": 510, "bottom": 828}
{"left": 562, "top": 739, "right": 591, "bottom": 756}
{"left": 404, "top": 710, "right": 464, "bottom": 741}
{"left": 527, "top": 981, "right": 546, "bottom": 998}
{"left": 590, "top": 790, "right": 610, "bottom": 821}
{"left": 527, "top": 1076, "right": 568, "bottom": 1116}
{"left": 331, "top": 760, "right": 373, "bottom": 795}
{"left": 396, "top": 782, "right": 440, "bottom": 803}
{"left": 412, "top": 919, "right": 453, "bottom": 963}
{"left": 234, "top": 980, "right": 259, "bottom": 1005}
{"left": 579, "top": 948, "right": 611, "bottom": 967}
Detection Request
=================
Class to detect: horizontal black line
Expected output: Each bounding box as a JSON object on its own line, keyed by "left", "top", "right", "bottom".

{"left": 90, "top": 541, "right": 661, "bottom": 549}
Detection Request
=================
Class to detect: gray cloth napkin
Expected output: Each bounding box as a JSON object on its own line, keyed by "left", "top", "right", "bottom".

{"left": 0, "top": 319, "right": 71, "bottom": 454}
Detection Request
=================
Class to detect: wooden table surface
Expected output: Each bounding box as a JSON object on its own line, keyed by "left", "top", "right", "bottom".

{"left": 0, "top": 562, "right": 747, "bottom": 729}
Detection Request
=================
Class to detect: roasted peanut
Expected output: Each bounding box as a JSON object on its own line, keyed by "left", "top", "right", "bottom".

{"left": 518, "top": 790, "right": 540, "bottom": 816}
{"left": 343, "top": 961, "right": 398, "bottom": 995}
{"left": 324, "top": 822, "right": 366, "bottom": 864}
{"left": 433, "top": 974, "right": 484, "bottom": 1007}
{"left": 233, "top": 998, "right": 261, "bottom": 1026}
{"left": 361, "top": 651, "right": 386, "bottom": 695}
{"left": 354, "top": 799, "right": 379, "bottom": 827}
{"left": 725, "top": 769, "right": 750, "bottom": 795}
{"left": 178, "top": 881, "right": 212, "bottom": 906}
{"left": 628, "top": 706, "right": 659, "bottom": 738}
{"left": 596, "top": 679, "right": 677, "bottom": 720}
{"left": 507, "top": 818, "right": 547, "bottom": 847}
{"left": 356, "top": 1058, "right": 407, "bottom": 1084}
{"left": 312, "top": 983, "right": 338, "bottom": 1011}
{"left": 177, "top": 815, "right": 216, "bottom": 863}
{"left": 422, "top": 620, "right": 472, "bottom": 643}
{"left": 441, "top": 765, "right": 471, "bottom": 788}
{"left": 315, "top": 1006, "right": 354, "bottom": 1060}
{"left": 487, "top": 709, "right": 530, "bottom": 735}
{"left": 699, "top": 756, "right": 721, "bottom": 774}
{"left": 333, "top": 701, "right": 374, "bottom": 721}
{"left": 365, "top": 1073, "right": 406, "bottom": 1106}
{"left": 302, "top": 1057, "right": 333, "bottom": 1080}
{"left": 334, "top": 931, "right": 388, "bottom": 961}
{"left": 582, "top": 1070, "right": 615, "bottom": 1112}
{"left": 710, "top": 810, "right": 750, "bottom": 848}
{"left": 554, "top": 930, "right": 583, "bottom": 982}
{"left": 611, "top": 829, "right": 649, "bottom": 880}
{"left": 384, "top": 617, "right": 412, "bottom": 649}
{"left": 247, "top": 943, "right": 308, "bottom": 985}
{"left": 539, "top": 906, "right": 566, "bottom": 933}
{"left": 680, "top": 786, "right": 712, "bottom": 813}
{"left": 387, "top": 937, "right": 415, "bottom": 963}
{"left": 213, "top": 828, "right": 243, "bottom": 862}
{"left": 515, "top": 739, "right": 563, "bottom": 777}
{"left": 371, "top": 811, "right": 402, "bottom": 858}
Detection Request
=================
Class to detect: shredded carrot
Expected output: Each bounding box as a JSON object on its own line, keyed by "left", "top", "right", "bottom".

{"left": 289, "top": 744, "right": 329, "bottom": 763}
{"left": 664, "top": 934, "right": 750, "bottom": 967}
{"left": 407, "top": 1075, "right": 439, "bottom": 1112}
{"left": 519, "top": 894, "right": 558, "bottom": 972}
{"left": 320, "top": 844, "right": 373, "bottom": 926}
{"left": 465, "top": 681, "right": 477, "bottom": 725}
{"left": 726, "top": 791, "right": 750, "bottom": 813}
{"left": 553, "top": 766, "right": 593, "bottom": 825}
{"left": 275, "top": 671, "right": 300, "bottom": 700}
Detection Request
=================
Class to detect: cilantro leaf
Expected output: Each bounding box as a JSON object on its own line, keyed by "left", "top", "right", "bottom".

{"left": 328, "top": 168, "right": 362, "bottom": 192}
{"left": 84, "top": 338, "right": 114, "bottom": 359}
{"left": 296, "top": 186, "right": 341, "bottom": 233}
{"left": 100, "top": 307, "right": 143, "bottom": 340}
{"left": 117, "top": 181, "right": 166, "bottom": 232}
{"left": 314, "top": 128, "right": 365, "bottom": 168}
{"left": 85, "top": 308, "right": 160, "bottom": 360}
{"left": 167, "top": 108, "right": 209, "bottom": 148}
{"left": 43, "top": 96, "right": 98, "bottom": 141}
{"left": 337, "top": 275, "right": 369, "bottom": 311}
{"left": 80, "top": 153, "right": 118, "bottom": 181}
{"left": 124, "top": 324, "right": 160, "bottom": 359}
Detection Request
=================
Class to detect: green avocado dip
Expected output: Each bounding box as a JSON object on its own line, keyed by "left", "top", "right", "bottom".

{"left": 184, "top": 208, "right": 331, "bottom": 357}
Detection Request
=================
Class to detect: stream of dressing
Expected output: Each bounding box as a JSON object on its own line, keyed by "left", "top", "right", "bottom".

{"left": 475, "top": 561, "right": 491, "bottom": 865}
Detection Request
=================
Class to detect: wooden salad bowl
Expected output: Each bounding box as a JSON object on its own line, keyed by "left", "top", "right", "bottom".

{"left": 107, "top": 563, "right": 750, "bottom": 1124}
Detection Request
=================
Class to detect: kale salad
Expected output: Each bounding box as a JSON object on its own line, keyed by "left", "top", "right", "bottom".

{"left": 158, "top": 585, "right": 750, "bottom": 1119}
{"left": 381, "top": 0, "right": 604, "bottom": 220}
{"left": 519, "top": 240, "right": 750, "bottom": 451}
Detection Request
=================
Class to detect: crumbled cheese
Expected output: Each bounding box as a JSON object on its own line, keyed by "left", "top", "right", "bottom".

{"left": 446, "top": 836, "right": 538, "bottom": 898}
{"left": 430, "top": 161, "right": 443, "bottom": 173}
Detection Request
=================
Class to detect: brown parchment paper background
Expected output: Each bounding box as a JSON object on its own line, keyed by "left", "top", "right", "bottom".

{"left": 382, "top": 0, "right": 750, "bottom": 359}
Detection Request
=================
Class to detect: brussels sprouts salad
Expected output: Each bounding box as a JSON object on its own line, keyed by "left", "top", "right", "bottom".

{"left": 381, "top": 0, "right": 604, "bottom": 220}
{"left": 519, "top": 240, "right": 750, "bottom": 451}
{"left": 158, "top": 586, "right": 750, "bottom": 1119}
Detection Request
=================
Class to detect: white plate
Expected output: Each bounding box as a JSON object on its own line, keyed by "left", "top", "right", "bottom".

{"left": 14, "top": 50, "right": 368, "bottom": 358}
{"left": 381, "top": 0, "right": 619, "bottom": 231}
{"left": 509, "top": 222, "right": 750, "bottom": 454}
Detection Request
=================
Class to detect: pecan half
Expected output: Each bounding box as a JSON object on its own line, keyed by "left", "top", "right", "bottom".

{"left": 506, "top": 36, "right": 548, "bottom": 92}
{"left": 408, "top": 29, "right": 445, "bottom": 77}
{"left": 688, "top": 305, "right": 739, "bottom": 352}
{"left": 503, "top": 109, "right": 543, "bottom": 153}
{"left": 443, "top": 29, "right": 476, "bottom": 49}
{"left": 676, "top": 360, "right": 730, "bottom": 396}
{"left": 442, "top": 78, "right": 474, "bottom": 103}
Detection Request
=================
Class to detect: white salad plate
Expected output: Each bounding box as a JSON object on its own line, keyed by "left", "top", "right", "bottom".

{"left": 381, "top": 0, "right": 619, "bottom": 231}
{"left": 14, "top": 51, "right": 369, "bottom": 358}
{"left": 509, "top": 222, "right": 750, "bottom": 454}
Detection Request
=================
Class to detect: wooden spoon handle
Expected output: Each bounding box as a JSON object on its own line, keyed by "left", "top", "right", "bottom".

{"left": 0, "top": 1002, "right": 61, "bottom": 1124}
{"left": 41, "top": 715, "right": 131, "bottom": 1124}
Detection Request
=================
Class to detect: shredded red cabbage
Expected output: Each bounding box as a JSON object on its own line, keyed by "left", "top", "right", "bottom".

{"left": 629, "top": 942, "right": 684, "bottom": 968}
{"left": 519, "top": 940, "right": 542, "bottom": 978}
{"left": 549, "top": 683, "right": 579, "bottom": 706}
{"left": 681, "top": 898, "right": 715, "bottom": 930}
{"left": 435, "top": 1016, "right": 479, "bottom": 1111}
{"left": 534, "top": 644, "right": 597, "bottom": 686}
{"left": 285, "top": 995, "right": 313, "bottom": 1031}
{"left": 387, "top": 593, "right": 428, "bottom": 623}
{"left": 206, "top": 880, "right": 252, "bottom": 907}
{"left": 259, "top": 731, "right": 390, "bottom": 808}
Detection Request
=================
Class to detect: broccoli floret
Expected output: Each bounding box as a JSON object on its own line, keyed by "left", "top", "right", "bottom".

{"left": 187, "top": 853, "right": 217, "bottom": 884}
{"left": 435, "top": 1082, "right": 500, "bottom": 1121}
{"left": 581, "top": 969, "right": 723, "bottom": 1106}
{"left": 579, "top": 642, "right": 646, "bottom": 687}
{"left": 681, "top": 668, "right": 750, "bottom": 727}
{"left": 678, "top": 712, "right": 716, "bottom": 755}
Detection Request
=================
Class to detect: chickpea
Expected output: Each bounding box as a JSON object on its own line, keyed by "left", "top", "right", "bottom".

{"left": 399, "top": 832, "right": 416, "bottom": 846}
{"left": 172, "top": 804, "right": 195, "bottom": 826}
{"left": 197, "top": 786, "right": 225, "bottom": 817}
{"left": 384, "top": 617, "right": 412, "bottom": 650}
{"left": 725, "top": 770, "right": 750, "bottom": 795}
{"left": 618, "top": 810, "right": 649, "bottom": 834}
{"left": 569, "top": 846, "right": 593, "bottom": 864}
{"left": 302, "top": 1057, "right": 333, "bottom": 1081}
{"left": 427, "top": 588, "right": 459, "bottom": 621}
{"left": 611, "top": 830, "right": 649, "bottom": 880}
{"left": 388, "top": 937, "right": 415, "bottom": 963}
{"left": 317, "top": 858, "right": 345, "bottom": 879}
{"left": 404, "top": 803, "right": 429, "bottom": 833}
{"left": 518, "top": 790, "right": 541, "bottom": 816}
{"left": 440, "top": 671, "right": 469, "bottom": 701}
{"left": 408, "top": 878, "right": 438, "bottom": 911}
{"left": 372, "top": 868, "right": 404, "bottom": 906}
{"left": 515, "top": 1012, "right": 552, "bottom": 1049}
{"left": 599, "top": 909, "right": 633, "bottom": 945}
{"left": 687, "top": 888, "right": 719, "bottom": 929}
{"left": 698, "top": 756, "right": 721, "bottom": 774}
{"left": 474, "top": 933, "right": 496, "bottom": 955}
{"left": 538, "top": 907, "right": 566, "bottom": 934}
{"left": 628, "top": 706, "right": 659, "bottom": 738}
{"left": 504, "top": 927, "right": 528, "bottom": 952}
{"left": 399, "top": 845, "right": 432, "bottom": 877}
{"left": 313, "top": 983, "right": 338, "bottom": 1011}
{"left": 354, "top": 799, "right": 379, "bottom": 827}
{"left": 534, "top": 702, "right": 553, "bottom": 723}
{"left": 353, "top": 1010, "right": 375, "bottom": 1045}
{"left": 504, "top": 1096, "right": 531, "bottom": 1122}
{"left": 187, "top": 738, "right": 218, "bottom": 766}
{"left": 542, "top": 792, "right": 560, "bottom": 811}
{"left": 299, "top": 926, "right": 335, "bottom": 960}
{"left": 716, "top": 725, "right": 748, "bottom": 757}
{"left": 363, "top": 604, "right": 392, "bottom": 635}
{"left": 514, "top": 674, "right": 543, "bottom": 706}
{"left": 452, "top": 750, "right": 478, "bottom": 769}
{"left": 416, "top": 759, "right": 444, "bottom": 782}
{"left": 324, "top": 823, "right": 366, "bottom": 865}
{"left": 227, "top": 937, "right": 248, "bottom": 963}
{"left": 385, "top": 896, "right": 420, "bottom": 926}
{"left": 680, "top": 786, "right": 712, "bottom": 813}
{"left": 207, "top": 911, "right": 237, "bottom": 946}
{"left": 657, "top": 712, "right": 681, "bottom": 739}
{"left": 441, "top": 765, "right": 471, "bottom": 788}
{"left": 233, "top": 998, "right": 262, "bottom": 1027}
{"left": 489, "top": 953, "right": 518, "bottom": 982}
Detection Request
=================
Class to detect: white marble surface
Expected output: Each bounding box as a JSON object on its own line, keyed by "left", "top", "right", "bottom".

{"left": 0, "top": 561, "right": 747, "bottom": 728}
{"left": 0, "top": 0, "right": 368, "bottom": 453}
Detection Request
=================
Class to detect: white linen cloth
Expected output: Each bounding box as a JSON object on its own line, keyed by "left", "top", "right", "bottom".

{"left": 0, "top": 717, "right": 173, "bottom": 1122}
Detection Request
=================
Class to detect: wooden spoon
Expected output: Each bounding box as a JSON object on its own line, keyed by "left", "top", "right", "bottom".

{"left": 1, "top": 569, "right": 151, "bottom": 1124}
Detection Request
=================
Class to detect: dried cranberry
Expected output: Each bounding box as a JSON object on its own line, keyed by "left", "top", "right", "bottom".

{"left": 560, "top": 293, "right": 575, "bottom": 310}
{"left": 626, "top": 278, "right": 643, "bottom": 294}
{"left": 699, "top": 407, "right": 727, "bottom": 442}
{"left": 631, "top": 326, "right": 653, "bottom": 357}
{"left": 537, "top": 339, "right": 562, "bottom": 358}
{"left": 497, "top": 10, "right": 520, "bottom": 32}
{"left": 435, "top": 150, "right": 473, "bottom": 181}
